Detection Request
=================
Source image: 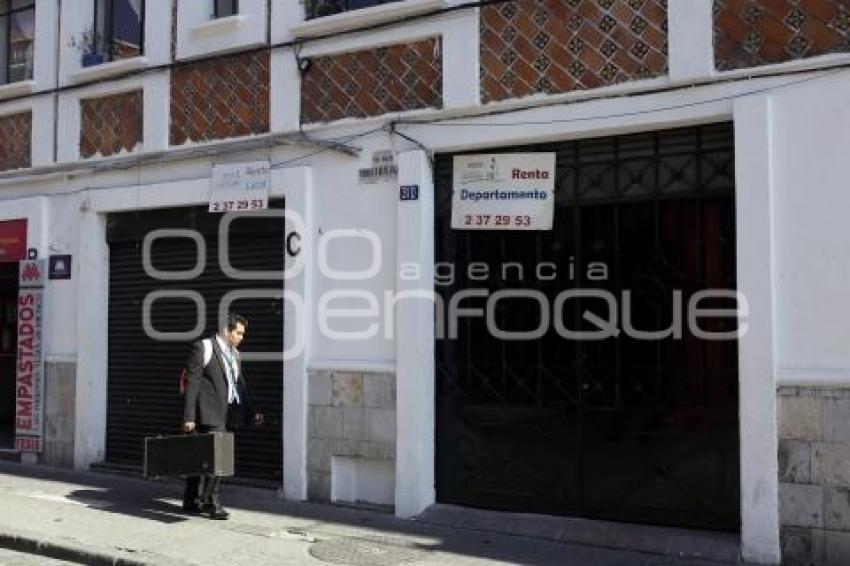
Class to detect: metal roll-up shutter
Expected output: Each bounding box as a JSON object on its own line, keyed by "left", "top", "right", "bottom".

{"left": 106, "top": 203, "right": 284, "bottom": 483}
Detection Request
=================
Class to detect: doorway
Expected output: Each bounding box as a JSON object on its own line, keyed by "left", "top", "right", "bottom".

{"left": 0, "top": 262, "right": 19, "bottom": 449}
{"left": 435, "top": 123, "right": 740, "bottom": 531}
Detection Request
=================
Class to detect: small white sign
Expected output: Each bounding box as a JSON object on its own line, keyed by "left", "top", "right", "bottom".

{"left": 451, "top": 153, "right": 556, "bottom": 230}
{"left": 358, "top": 150, "right": 398, "bottom": 185}
{"left": 209, "top": 161, "right": 271, "bottom": 213}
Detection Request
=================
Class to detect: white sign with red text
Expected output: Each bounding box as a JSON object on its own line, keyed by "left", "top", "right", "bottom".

{"left": 209, "top": 161, "right": 271, "bottom": 213}
{"left": 15, "top": 259, "right": 45, "bottom": 453}
{"left": 451, "top": 153, "right": 556, "bottom": 230}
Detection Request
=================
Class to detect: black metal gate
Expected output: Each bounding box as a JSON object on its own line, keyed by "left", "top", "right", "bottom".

{"left": 106, "top": 204, "right": 284, "bottom": 483}
{"left": 435, "top": 123, "right": 740, "bottom": 531}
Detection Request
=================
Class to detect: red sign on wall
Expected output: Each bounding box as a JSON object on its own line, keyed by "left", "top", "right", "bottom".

{"left": 0, "top": 219, "right": 27, "bottom": 262}
{"left": 15, "top": 259, "right": 45, "bottom": 453}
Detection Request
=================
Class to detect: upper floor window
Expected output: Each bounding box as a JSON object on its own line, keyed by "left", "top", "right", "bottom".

{"left": 0, "top": 0, "right": 35, "bottom": 85}
{"left": 214, "top": 0, "right": 237, "bottom": 19}
{"left": 94, "top": 0, "right": 144, "bottom": 63}
{"left": 306, "top": 0, "right": 400, "bottom": 20}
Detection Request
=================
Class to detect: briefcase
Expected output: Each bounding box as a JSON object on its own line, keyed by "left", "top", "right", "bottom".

{"left": 143, "top": 432, "right": 234, "bottom": 479}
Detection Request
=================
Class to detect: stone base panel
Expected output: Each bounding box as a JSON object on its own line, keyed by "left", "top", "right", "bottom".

{"left": 307, "top": 370, "right": 396, "bottom": 506}
{"left": 779, "top": 385, "right": 850, "bottom": 565}
{"left": 43, "top": 361, "right": 76, "bottom": 468}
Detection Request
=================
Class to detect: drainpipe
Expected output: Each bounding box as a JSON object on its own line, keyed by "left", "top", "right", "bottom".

{"left": 53, "top": 0, "right": 61, "bottom": 163}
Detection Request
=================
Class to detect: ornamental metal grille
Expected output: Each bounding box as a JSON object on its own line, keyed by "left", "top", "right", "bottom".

{"left": 435, "top": 123, "right": 740, "bottom": 531}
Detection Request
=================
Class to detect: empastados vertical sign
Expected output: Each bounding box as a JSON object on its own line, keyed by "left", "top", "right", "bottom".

{"left": 209, "top": 161, "right": 271, "bottom": 213}
{"left": 15, "top": 259, "right": 45, "bottom": 453}
{"left": 451, "top": 153, "right": 556, "bottom": 230}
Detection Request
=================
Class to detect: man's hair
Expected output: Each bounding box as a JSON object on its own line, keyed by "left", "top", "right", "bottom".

{"left": 225, "top": 313, "right": 248, "bottom": 331}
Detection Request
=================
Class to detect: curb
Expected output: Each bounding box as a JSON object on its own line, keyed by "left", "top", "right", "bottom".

{"left": 0, "top": 531, "right": 150, "bottom": 566}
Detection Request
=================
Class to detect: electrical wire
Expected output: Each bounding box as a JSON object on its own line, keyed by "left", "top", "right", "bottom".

{"left": 392, "top": 65, "right": 847, "bottom": 129}
{"left": 0, "top": 126, "right": 387, "bottom": 203}
{"left": 269, "top": 126, "right": 386, "bottom": 169}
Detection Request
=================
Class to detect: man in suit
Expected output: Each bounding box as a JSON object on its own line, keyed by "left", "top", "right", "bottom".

{"left": 182, "top": 313, "right": 261, "bottom": 519}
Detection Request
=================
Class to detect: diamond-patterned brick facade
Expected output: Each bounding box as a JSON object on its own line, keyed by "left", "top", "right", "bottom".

{"left": 301, "top": 38, "right": 442, "bottom": 123}
{"left": 0, "top": 112, "right": 31, "bottom": 171}
{"left": 170, "top": 51, "right": 270, "bottom": 145}
{"left": 714, "top": 0, "right": 850, "bottom": 71}
{"left": 80, "top": 91, "right": 143, "bottom": 159}
{"left": 480, "top": 0, "right": 668, "bottom": 104}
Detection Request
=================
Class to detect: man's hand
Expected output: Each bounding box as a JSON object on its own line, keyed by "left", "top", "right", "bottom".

{"left": 254, "top": 413, "right": 264, "bottom": 426}
{"left": 183, "top": 421, "right": 196, "bottom": 433}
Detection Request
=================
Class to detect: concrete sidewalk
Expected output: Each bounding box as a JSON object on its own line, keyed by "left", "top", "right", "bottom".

{"left": 0, "top": 461, "right": 741, "bottom": 565}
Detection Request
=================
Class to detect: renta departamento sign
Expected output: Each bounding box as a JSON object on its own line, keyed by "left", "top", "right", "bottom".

{"left": 451, "top": 153, "right": 556, "bottom": 230}
{"left": 15, "top": 259, "right": 45, "bottom": 453}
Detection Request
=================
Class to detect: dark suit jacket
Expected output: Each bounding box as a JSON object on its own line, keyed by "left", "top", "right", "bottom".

{"left": 183, "top": 336, "right": 254, "bottom": 429}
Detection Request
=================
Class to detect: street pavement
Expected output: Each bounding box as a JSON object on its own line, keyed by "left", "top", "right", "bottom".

{"left": 0, "top": 461, "right": 742, "bottom": 565}
{"left": 0, "top": 549, "right": 73, "bottom": 565}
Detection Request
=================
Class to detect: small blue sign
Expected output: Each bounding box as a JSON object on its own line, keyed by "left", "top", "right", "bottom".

{"left": 400, "top": 185, "right": 419, "bottom": 201}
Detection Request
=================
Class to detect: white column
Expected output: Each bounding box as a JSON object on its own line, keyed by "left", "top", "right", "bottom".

{"left": 668, "top": 0, "right": 715, "bottom": 82}
{"left": 734, "top": 95, "right": 781, "bottom": 564}
{"left": 280, "top": 167, "right": 314, "bottom": 500}
{"left": 394, "top": 150, "right": 436, "bottom": 518}
{"left": 74, "top": 201, "right": 109, "bottom": 469}
{"left": 30, "top": 95, "right": 56, "bottom": 167}
{"left": 270, "top": 48, "right": 302, "bottom": 134}
{"left": 33, "top": 0, "right": 59, "bottom": 89}
{"left": 143, "top": 74, "right": 171, "bottom": 153}
{"left": 270, "top": 0, "right": 303, "bottom": 134}
{"left": 442, "top": 7, "right": 480, "bottom": 110}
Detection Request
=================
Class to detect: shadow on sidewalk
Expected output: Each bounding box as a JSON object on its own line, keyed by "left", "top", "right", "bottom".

{"left": 0, "top": 461, "right": 739, "bottom": 566}
{"left": 65, "top": 488, "right": 189, "bottom": 524}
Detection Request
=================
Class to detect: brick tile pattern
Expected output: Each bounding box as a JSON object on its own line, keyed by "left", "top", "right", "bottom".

{"left": 714, "top": 0, "right": 850, "bottom": 71}
{"left": 301, "top": 38, "right": 443, "bottom": 124}
{"left": 0, "top": 112, "right": 31, "bottom": 171}
{"left": 170, "top": 51, "right": 270, "bottom": 145}
{"left": 480, "top": 0, "right": 668, "bottom": 104}
{"left": 80, "top": 91, "right": 144, "bottom": 159}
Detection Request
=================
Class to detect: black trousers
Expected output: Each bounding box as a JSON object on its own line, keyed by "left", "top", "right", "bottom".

{"left": 183, "top": 423, "right": 226, "bottom": 509}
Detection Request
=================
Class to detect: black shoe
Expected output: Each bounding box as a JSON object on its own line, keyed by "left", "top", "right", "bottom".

{"left": 206, "top": 506, "right": 229, "bottom": 520}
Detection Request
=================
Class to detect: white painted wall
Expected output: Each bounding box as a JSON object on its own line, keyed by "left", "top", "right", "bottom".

{"left": 734, "top": 94, "right": 780, "bottom": 565}
{"left": 44, "top": 194, "right": 81, "bottom": 360}
{"left": 3, "top": 5, "right": 850, "bottom": 562}
{"left": 307, "top": 136, "right": 399, "bottom": 365}
{"left": 56, "top": 71, "right": 170, "bottom": 162}
{"left": 394, "top": 149, "right": 435, "bottom": 518}
{"left": 74, "top": 202, "right": 108, "bottom": 469}
{"left": 0, "top": 0, "right": 57, "bottom": 171}
{"left": 332, "top": 456, "right": 395, "bottom": 506}
{"left": 668, "top": 0, "right": 714, "bottom": 82}
{"left": 58, "top": 0, "right": 170, "bottom": 86}
{"left": 33, "top": 0, "right": 60, "bottom": 90}
{"left": 176, "top": 0, "right": 268, "bottom": 61}
{"left": 770, "top": 70, "right": 850, "bottom": 384}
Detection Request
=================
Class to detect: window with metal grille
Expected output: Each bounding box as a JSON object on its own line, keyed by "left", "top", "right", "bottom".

{"left": 94, "top": 0, "right": 144, "bottom": 62}
{"left": 0, "top": 0, "right": 34, "bottom": 85}
{"left": 214, "top": 0, "right": 237, "bottom": 18}
{"left": 305, "top": 0, "right": 400, "bottom": 20}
